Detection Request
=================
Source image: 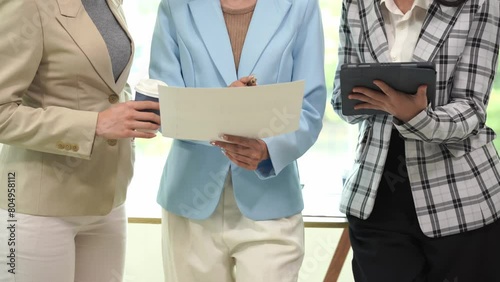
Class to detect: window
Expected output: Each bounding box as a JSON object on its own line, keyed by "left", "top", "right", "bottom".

{"left": 123, "top": 0, "right": 167, "bottom": 218}
{"left": 122, "top": 0, "right": 500, "bottom": 219}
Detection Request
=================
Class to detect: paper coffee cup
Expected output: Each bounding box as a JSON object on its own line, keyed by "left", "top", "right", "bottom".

{"left": 134, "top": 79, "right": 167, "bottom": 133}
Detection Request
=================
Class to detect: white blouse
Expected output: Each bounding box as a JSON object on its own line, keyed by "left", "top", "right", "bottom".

{"left": 380, "top": 0, "right": 432, "bottom": 62}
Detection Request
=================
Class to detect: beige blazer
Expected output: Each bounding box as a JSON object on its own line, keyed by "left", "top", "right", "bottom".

{"left": 0, "top": 0, "right": 135, "bottom": 216}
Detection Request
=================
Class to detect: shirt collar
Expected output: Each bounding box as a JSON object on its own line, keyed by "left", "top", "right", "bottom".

{"left": 380, "top": 0, "right": 432, "bottom": 14}
{"left": 414, "top": 0, "right": 432, "bottom": 10}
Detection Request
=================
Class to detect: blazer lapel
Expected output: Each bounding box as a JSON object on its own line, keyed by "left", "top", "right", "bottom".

{"left": 237, "top": 0, "right": 291, "bottom": 77}
{"left": 412, "top": 2, "right": 464, "bottom": 62}
{"left": 55, "top": 0, "right": 133, "bottom": 95}
{"left": 358, "top": 0, "right": 390, "bottom": 62}
{"left": 189, "top": 0, "right": 237, "bottom": 86}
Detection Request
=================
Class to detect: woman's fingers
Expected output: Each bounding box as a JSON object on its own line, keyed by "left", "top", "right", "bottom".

{"left": 224, "top": 151, "right": 258, "bottom": 170}
{"left": 228, "top": 75, "right": 257, "bottom": 87}
{"left": 211, "top": 134, "right": 269, "bottom": 170}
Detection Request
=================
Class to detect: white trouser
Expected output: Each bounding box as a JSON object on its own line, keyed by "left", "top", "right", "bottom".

{"left": 162, "top": 172, "right": 305, "bottom": 282}
{"left": 0, "top": 204, "right": 126, "bottom": 282}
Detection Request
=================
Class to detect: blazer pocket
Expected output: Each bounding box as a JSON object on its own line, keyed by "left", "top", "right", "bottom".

{"left": 354, "top": 125, "right": 371, "bottom": 163}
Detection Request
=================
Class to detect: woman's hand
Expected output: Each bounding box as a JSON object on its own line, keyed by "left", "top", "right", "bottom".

{"left": 96, "top": 101, "right": 161, "bottom": 139}
{"left": 216, "top": 76, "right": 264, "bottom": 170}
{"left": 211, "top": 135, "right": 270, "bottom": 171}
{"left": 229, "top": 75, "right": 257, "bottom": 87}
{"left": 349, "top": 80, "right": 428, "bottom": 122}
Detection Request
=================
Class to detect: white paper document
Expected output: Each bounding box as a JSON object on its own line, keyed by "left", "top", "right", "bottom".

{"left": 158, "top": 81, "right": 305, "bottom": 141}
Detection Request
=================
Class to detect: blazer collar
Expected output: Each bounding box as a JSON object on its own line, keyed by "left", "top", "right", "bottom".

{"left": 188, "top": 0, "right": 236, "bottom": 86}
{"left": 412, "top": 2, "right": 465, "bottom": 62}
{"left": 57, "top": 0, "right": 123, "bottom": 16}
{"left": 56, "top": 0, "right": 81, "bottom": 17}
{"left": 55, "top": 0, "right": 134, "bottom": 95}
{"left": 188, "top": 0, "right": 291, "bottom": 85}
{"left": 358, "top": 0, "right": 390, "bottom": 62}
{"left": 238, "top": 0, "right": 291, "bottom": 78}
{"left": 359, "top": 0, "right": 463, "bottom": 63}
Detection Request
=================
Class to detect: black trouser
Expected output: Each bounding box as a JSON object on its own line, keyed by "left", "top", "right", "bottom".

{"left": 348, "top": 130, "right": 500, "bottom": 282}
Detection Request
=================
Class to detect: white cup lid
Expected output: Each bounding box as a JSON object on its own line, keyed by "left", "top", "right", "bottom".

{"left": 135, "top": 79, "right": 168, "bottom": 97}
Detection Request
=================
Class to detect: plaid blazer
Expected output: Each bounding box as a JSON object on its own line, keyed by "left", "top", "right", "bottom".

{"left": 332, "top": 0, "right": 500, "bottom": 237}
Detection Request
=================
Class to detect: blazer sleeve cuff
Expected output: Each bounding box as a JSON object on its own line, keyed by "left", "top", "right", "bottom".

{"left": 394, "top": 109, "right": 431, "bottom": 139}
{"left": 51, "top": 110, "right": 99, "bottom": 160}
{"left": 254, "top": 158, "right": 276, "bottom": 180}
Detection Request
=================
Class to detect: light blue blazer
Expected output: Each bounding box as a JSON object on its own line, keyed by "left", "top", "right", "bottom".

{"left": 150, "top": 0, "right": 326, "bottom": 220}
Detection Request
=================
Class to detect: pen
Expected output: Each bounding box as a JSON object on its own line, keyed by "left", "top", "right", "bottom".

{"left": 246, "top": 75, "right": 257, "bottom": 86}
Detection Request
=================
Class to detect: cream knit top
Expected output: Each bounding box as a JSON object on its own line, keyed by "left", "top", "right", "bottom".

{"left": 222, "top": 3, "right": 256, "bottom": 72}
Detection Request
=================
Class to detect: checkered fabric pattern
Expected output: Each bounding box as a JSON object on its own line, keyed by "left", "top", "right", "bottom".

{"left": 332, "top": 0, "right": 500, "bottom": 238}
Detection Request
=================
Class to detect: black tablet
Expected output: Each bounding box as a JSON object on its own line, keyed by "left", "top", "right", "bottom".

{"left": 340, "top": 62, "right": 436, "bottom": 116}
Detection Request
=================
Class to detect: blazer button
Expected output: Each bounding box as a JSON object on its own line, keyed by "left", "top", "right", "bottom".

{"left": 107, "top": 139, "right": 118, "bottom": 146}
{"left": 108, "top": 94, "right": 119, "bottom": 104}
{"left": 72, "top": 144, "right": 80, "bottom": 152}
{"left": 65, "top": 144, "right": 72, "bottom": 151}
{"left": 56, "top": 141, "right": 65, "bottom": 150}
